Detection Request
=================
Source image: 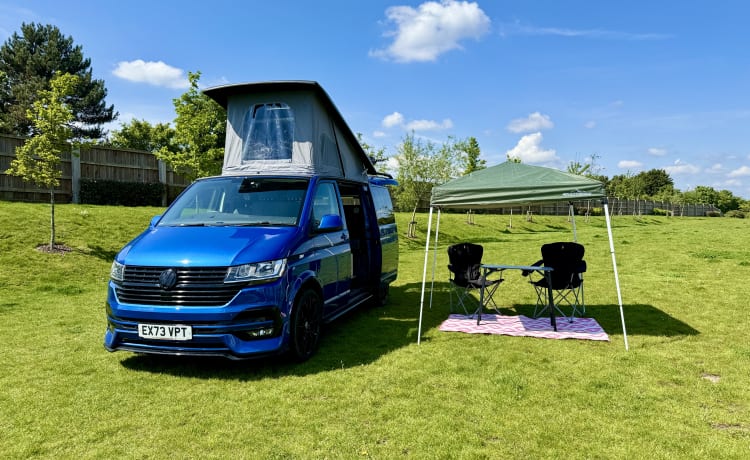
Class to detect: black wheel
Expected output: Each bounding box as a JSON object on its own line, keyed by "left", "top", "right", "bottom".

{"left": 289, "top": 289, "right": 323, "bottom": 362}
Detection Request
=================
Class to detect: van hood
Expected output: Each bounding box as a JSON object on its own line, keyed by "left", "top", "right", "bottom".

{"left": 118, "top": 226, "right": 300, "bottom": 267}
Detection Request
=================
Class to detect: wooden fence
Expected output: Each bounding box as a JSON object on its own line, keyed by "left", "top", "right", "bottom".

{"left": 0, "top": 134, "right": 190, "bottom": 204}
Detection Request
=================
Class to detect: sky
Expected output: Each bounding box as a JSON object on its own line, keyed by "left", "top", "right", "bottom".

{"left": 2, "top": 0, "right": 750, "bottom": 198}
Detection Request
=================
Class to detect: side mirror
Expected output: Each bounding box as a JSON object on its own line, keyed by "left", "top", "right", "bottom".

{"left": 149, "top": 215, "right": 162, "bottom": 228}
{"left": 317, "top": 214, "right": 343, "bottom": 232}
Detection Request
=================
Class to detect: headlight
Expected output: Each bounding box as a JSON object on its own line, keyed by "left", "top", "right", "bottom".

{"left": 225, "top": 259, "right": 286, "bottom": 283}
{"left": 110, "top": 261, "right": 125, "bottom": 281}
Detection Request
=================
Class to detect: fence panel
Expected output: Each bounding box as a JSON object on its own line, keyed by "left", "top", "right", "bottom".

{"left": 0, "top": 135, "right": 189, "bottom": 203}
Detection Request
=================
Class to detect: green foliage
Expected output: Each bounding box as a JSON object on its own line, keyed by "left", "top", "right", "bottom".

{"left": 5, "top": 72, "right": 79, "bottom": 248}
{"left": 639, "top": 168, "right": 673, "bottom": 196}
{"left": 79, "top": 179, "right": 168, "bottom": 206}
{"left": 394, "top": 132, "right": 459, "bottom": 215}
{"left": 0, "top": 23, "right": 116, "bottom": 139}
{"left": 652, "top": 208, "right": 672, "bottom": 216}
{"left": 724, "top": 210, "right": 745, "bottom": 219}
{"left": 706, "top": 210, "right": 721, "bottom": 217}
{"left": 108, "top": 119, "right": 175, "bottom": 153}
{"left": 356, "top": 132, "right": 388, "bottom": 171}
{"left": 6, "top": 73, "right": 79, "bottom": 190}
{"left": 456, "top": 136, "right": 486, "bottom": 174}
{"left": 155, "top": 71, "right": 225, "bottom": 181}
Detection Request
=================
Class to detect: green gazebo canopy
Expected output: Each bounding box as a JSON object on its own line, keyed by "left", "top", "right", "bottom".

{"left": 431, "top": 161, "right": 606, "bottom": 209}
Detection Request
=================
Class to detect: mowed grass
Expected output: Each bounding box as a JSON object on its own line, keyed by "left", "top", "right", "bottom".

{"left": 0, "top": 201, "right": 748, "bottom": 459}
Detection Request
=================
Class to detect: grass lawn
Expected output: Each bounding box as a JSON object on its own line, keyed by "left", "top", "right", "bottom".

{"left": 1, "top": 201, "right": 748, "bottom": 459}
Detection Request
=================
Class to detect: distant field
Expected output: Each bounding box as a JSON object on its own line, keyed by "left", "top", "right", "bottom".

{"left": 1, "top": 202, "right": 748, "bottom": 458}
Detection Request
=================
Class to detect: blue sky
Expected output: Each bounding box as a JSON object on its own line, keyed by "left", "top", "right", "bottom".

{"left": 2, "top": 0, "right": 750, "bottom": 198}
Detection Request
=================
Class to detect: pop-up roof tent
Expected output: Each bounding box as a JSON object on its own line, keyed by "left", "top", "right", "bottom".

{"left": 418, "top": 161, "right": 629, "bottom": 350}
{"left": 204, "top": 81, "right": 378, "bottom": 182}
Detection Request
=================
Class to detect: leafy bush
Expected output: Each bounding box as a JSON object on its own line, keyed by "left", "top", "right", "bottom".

{"left": 725, "top": 210, "right": 745, "bottom": 219}
{"left": 652, "top": 208, "right": 672, "bottom": 216}
{"left": 705, "top": 210, "right": 722, "bottom": 217}
{"left": 575, "top": 207, "right": 602, "bottom": 216}
{"left": 80, "top": 179, "right": 164, "bottom": 206}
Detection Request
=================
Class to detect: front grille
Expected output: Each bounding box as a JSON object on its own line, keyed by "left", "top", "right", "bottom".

{"left": 116, "top": 266, "right": 241, "bottom": 306}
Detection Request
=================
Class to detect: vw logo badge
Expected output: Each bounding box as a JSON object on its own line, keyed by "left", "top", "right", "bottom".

{"left": 159, "top": 268, "right": 178, "bottom": 290}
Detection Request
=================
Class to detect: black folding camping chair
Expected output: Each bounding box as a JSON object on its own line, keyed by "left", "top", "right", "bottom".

{"left": 447, "top": 243, "right": 503, "bottom": 316}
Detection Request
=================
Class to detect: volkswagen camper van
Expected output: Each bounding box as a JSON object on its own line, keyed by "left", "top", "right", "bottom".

{"left": 104, "top": 82, "right": 398, "bottom": 361}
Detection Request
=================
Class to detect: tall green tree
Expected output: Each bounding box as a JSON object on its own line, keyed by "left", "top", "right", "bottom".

{"left": 637, "top": 169, "right": 673, "bottom": 197}
{"left": 6, "top": 72, "right": 79, "bottom": 250}
{"left": 156, "top": 72, "right": 226, "bottom": 181}
{"left": 0, "top": 23, "right": 116, "bottom": 139}
{"left": 395, "top": 132, "right": 459, "bottom": 236}
{"left": 109, "top": 119, "right": 175, "bottom": 153}
{"left": 457, "top": 136, "right": 486, "bottom": 175}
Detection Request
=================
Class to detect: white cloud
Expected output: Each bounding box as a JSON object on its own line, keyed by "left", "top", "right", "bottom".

{"left": 505, "top": 132, "right": 557, "bottom": 163}
{"left": 728, "top": 165, "right": 750, "bottom": 177}
{"left": 618, "top": 160, "right": 643, "bottom": 169}
{"left": 381, "top": 111, "right": 453, "bottom": 131}
{"left": 500, "top": 22, "right": 672, "bottom": 41}
{"left": 583, "top": 120, "right": 596, "bottom": 129}
{"left": 372, "top": 130, "right": 387, "bottom": 138}
{"left": 663, "top": 159, "right": 700, "bottom": 175}
{"left": 648, "top": 147, "right": 668, "bottom": 156}
{"left": 507, "top": 112, "right": 554, "bottom": 133}
{"left": 707, "top": 164, "right": 724, "bottom": 174}
{"left": 113, "top": 60, "right": 190, "bottom": 89}
{"left": 370, "top": 0, "right": 491, "bottom": 63}
{"left": 382, "top": 112, "right": 405, "bottom": 128}
{"left": 405, "top": 118, "right": 453, "bottom": 131}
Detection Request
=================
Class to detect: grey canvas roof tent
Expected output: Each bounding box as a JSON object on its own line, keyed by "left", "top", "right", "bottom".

{"left": 204, "top": 81, "right": 378, "bottom": 182}
{"left": 418, "top": 162, "right": 629, "bottom": 349}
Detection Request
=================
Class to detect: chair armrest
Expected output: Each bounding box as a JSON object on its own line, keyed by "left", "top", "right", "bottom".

{"left": 576, "top": 260, "right": 587, "bottom": 273}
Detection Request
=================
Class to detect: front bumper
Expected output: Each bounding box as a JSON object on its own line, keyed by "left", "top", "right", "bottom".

{"left": 104, "top": 279, "right": 290, "bottom": 360}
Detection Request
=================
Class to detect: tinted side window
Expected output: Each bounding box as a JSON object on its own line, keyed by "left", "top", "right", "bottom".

{"left": 312, "top": 182, "right": 341, "bottom": 226}
{"left": 371, "top": 186, "right": 395, "bottom": 225}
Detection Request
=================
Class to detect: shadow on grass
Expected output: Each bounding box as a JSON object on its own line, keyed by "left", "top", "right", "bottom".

{"left": 118, "top": 283, "right": 699, "bottom": 379}
{"left": 505, "top": 302, "right": 699, "bottom": 337}
{"left": 119, "top": 281, "right": 445, "bottom": 380}
{"left": 85, "top": 245, "right": 119, "bottom": 262}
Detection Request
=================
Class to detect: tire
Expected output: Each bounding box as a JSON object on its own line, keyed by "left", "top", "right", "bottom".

{"left": 289, "top": 289, "right": 323, "bottom": 362}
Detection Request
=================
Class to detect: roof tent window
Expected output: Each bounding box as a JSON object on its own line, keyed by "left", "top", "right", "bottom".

{"left": 241, "top": 102, "right": 295, "bottom": 161}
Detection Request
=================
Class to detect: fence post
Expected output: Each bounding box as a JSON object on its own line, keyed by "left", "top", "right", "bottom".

{"left": 158, "top": 160, "right": 167, "bottom": 206}
{"left": 71, "top": 145, "right": 81, "bottom": 204}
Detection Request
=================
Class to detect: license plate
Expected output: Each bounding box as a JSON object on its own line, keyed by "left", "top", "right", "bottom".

{"left": 137, "top": 323, "right": 192, "bottom": 341}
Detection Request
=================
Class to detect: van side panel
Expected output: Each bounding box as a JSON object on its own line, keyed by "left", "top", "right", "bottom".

{"left": 371, "top": 185, "right": 398, "bottom": 284}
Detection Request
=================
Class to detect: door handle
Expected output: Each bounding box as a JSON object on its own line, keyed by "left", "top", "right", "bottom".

{"left": 341, "top": 233, "right": 348, "bottom": 240}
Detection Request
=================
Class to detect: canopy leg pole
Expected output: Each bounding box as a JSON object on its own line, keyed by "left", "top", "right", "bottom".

{"left": 603, "top": 201, "right": 629, "bottom": 351}
{"left": 428, "top": 209, "right": 441, "bottom": 310}
{"left": 569, "top": 202, "right": 578, "bottom": 242}
{"left": 418, "top": 207, "right": 434, "bottom": 345}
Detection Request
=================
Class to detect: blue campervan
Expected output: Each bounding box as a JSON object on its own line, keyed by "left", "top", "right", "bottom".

{"left": 104, "top": 82, "right": 398, "bottom": 361}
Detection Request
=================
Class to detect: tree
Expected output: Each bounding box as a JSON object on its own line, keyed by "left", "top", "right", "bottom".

{"left": 0, "top": 23, "right": 116, "bottom": 139}
{"left": 394, "top": 132, "right": 459, "bottom": 237}
{"left": 155, "top": 72, "right": 226, "bottom": 181}
{"left": 109, "top": 119, "right": 175, "bottom": 153}
{"left": 637, "top": 169, "right": 673, "bottom": 197}
{"left": 6, "top": 72, "right": 79, "bottom": 250}
{"left": 457, "top": 136, "right": 486, "bottom": 175}
{"left": 356, "top": 132, "right": 389, "bottom": 172}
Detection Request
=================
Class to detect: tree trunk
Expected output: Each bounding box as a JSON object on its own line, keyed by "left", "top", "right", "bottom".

{"left": 49, "top": 189, "right": 56, "bottom": 250}
{"left": 408, "top": 205, "right": 418, "bottom": 238}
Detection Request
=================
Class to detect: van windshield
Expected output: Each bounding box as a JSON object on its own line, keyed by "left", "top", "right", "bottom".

{"left": 159, "top": 177, "right": 309, "bottom": 227}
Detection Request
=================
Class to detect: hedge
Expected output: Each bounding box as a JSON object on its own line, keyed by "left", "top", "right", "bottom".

{"left": 80, "top": 179, "right": 168, "bottom": 207}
